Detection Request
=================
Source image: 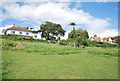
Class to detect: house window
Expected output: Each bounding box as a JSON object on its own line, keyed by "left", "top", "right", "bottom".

{"left": 26, "top": 32, "right": 29, "bottom": 35}
{"left": 19, "top": 32, "right": 22, "bottom": 34}
{"left": 34, "top": 35, "right": 37, "bottom": 38}
{"left": 11, "top": 31, "right": 15, "bottom": 34}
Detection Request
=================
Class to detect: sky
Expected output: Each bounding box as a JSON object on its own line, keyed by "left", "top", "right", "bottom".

{"left": 0, "top": 0, "right": 119, "bottom": 39}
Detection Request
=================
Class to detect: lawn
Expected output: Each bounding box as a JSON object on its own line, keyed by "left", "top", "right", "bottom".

{"left": 2, "top": 39, "right": 118, "bottom": 79}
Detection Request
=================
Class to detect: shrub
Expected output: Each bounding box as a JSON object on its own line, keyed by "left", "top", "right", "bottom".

{"left": 59, "top": 39, "right": 69, "bottom": 45}
{"left": 97, "top": 42, "right": 104, "bottom": 44}
{"left": 1, "top": 35, "right": 49, "bottom": 43}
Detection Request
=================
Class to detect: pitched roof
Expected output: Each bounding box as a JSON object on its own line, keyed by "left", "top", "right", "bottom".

{"left": 90, "top": 37, "right": 101, "bottom": 41}
{"left": 7, "top": 25, "right": 32, "bottom": 32}
{"left": 93, "top": 37, "right": 101, "bottom": 41}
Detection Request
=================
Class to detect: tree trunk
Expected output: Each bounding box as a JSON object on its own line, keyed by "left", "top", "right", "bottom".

{"left": 74, "top": 42, "right": 76, "bottom": 47}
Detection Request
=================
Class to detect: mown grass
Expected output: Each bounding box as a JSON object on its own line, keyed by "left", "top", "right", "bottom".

{"left": 2, "top": 39, "right": 118, "bottom": 79}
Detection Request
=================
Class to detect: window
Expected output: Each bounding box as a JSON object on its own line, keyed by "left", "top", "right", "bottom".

{"left": 26, "top": 32, "right": 29, "bottom": 35}
{"left": 19, "top": 32, "right": 22, "bottom": 34}
{"left": 34, "top": 35, "right": 37, "bottom": 38}
{"left": 11, "top": 31, "right": 15, "bottom": 34}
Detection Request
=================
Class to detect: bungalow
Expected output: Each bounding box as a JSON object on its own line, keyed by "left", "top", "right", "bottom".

{"left": 4, "top": 24, "right": 41, "bottom": 39}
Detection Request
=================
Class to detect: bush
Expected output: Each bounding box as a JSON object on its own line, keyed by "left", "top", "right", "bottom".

{"left": 59, "top": 39, "right": 69, "bottom": 45}
{"left": 97, "top": 42, "right": 104, "bottom": 44}
{"left": 1, "top": 35, "right": 49, "bottom": 43}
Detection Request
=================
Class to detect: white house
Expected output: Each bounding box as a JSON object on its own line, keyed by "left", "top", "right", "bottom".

{"left": 4, "top": 25, "right": 42, "bottom": 39}
{"left": 90, "top": 34, "right": 116, "bottom": 44}
{"left": 101, "top": 37, "right": 115, "bottom": 44}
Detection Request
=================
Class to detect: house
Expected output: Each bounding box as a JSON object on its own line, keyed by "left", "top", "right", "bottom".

{"left": 90, "top": 34, "right": 116, "bottom": 44}
{"left": 90, "top": 34, "right": 101, "bottom": 42}
{"left": 4, "top": 24, "right": 42, "bottom": 39}
{"left": 101, "top": 37, "right": 112, "bottom": 43}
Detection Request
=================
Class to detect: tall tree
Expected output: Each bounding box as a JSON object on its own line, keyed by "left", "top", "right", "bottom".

{"left": 69, "top": 22, "right": 77, "bottom": 47}
{"left": 68, "top": 29, "right": 89, "bottom": 46}
{"left": 40, "top": 21, "right": 66, "bottom": 42}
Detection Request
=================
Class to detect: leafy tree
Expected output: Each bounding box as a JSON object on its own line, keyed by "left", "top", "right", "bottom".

{"left": 69, "top": 22, "right": 77, "bottom": 47}
{"left": 68, "top": 29, "right": 89, "bottom": 47}
{"left": 113, "top": 36, "right": 120, "bottom": 45}
{"left": 40, "top": 21, "right": 66, "bottom": 42}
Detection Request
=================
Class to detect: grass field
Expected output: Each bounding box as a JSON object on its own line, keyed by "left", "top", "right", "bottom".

{"left": 0, "top": 40, "right": 2, "bottom": 80}
{"left": 2, "top": 39, "right": 118, "bottom": 79}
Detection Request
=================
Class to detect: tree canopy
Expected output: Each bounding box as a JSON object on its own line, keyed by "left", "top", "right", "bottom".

{"left": 68, "top": 29, "right": 89, "bottom": 46}
{"left": 69, "top": 22, "right": 76, "bottom": 27}
{"left": 68, "top": 29, "right": 89, "bottom": 39}
{"left": 39, "top": 21, "right": 66, "bottom": 41}
{"left": 68, "top": 22, "right": 77, "bottom": 47}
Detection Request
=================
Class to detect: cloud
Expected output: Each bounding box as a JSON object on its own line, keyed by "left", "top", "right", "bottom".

{"left": 1, "top": 0, "right": 119, "bottom": 2}
{"left": 97, "top": 29, "right": 118, "bottom": 38}
{"left": 95, "top": 0, "right": 118, "bottom": 2}
{"left": 1, "top": 2, "right": 118, "bottom": 39}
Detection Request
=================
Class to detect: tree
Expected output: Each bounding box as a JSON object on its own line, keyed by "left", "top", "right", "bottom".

{"left": 2, "top": 29, "right": 7, "bottom": 35}
{"left": 68, "top": 29, "right": 89, "bottom": 47}
{"left": 69, "top": 22, "right": 77, "bottom": 47}
{"left": 113, "top": 36, "right": 120, "bottom": 45}
{"left": 40, "top": 21, "right": 66, "bottom": 42}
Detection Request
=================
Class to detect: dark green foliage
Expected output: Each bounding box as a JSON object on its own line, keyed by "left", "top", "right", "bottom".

{"left": 59, "top": 40, "right": 69, "bottom": 45}
{"left": 1, "top": 35, "right": 48, "bottom": 43}
{"left": 69, "top": 22, "right": 77, "bottom": 39}
{"left": 113, "top": 36, "right": 120, "bottom": 45}
{"left": 40, "top": 21, "right": 66, "bottom": 41}
{"left": 68, "top": 29, "right": 89, "bottom": 39}
{"left": 69, "top": 22, "right": 76, "bottom": 26}
{"left": 68, "top": 29, "right": 89, "bottom": 47}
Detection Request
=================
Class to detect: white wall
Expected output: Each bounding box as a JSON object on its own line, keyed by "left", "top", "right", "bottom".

{"left": 6, "top": 30, "right": 43, "bottom": 39}
{"left": 6, "top": 30, "right": 33, "bottom": 37}
{"left": 33, "top": 32, "right": 42, "bottom": 39}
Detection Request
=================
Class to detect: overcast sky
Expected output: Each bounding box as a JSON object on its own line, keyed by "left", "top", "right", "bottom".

{"left": 0, "top": 0, "right": 119, "bottom": 39}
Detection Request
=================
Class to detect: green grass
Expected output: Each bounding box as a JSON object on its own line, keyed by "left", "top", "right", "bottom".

{"left": 2, "top": 39, "right": 118, "bottom": 79}
{"left": 0, "top": 40, "right": 2, "bottom": 80}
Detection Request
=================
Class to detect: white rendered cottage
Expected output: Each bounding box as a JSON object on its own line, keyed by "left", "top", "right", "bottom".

{"left": 5, "top": 25, "right": 41, "bottom": 39}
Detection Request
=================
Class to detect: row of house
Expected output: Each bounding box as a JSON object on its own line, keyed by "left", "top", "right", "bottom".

{"left": 90, "top": 34, "right": 116, "bottom": 44}
{"left": 0, "top": 24, "right": 117, "bottom": 44}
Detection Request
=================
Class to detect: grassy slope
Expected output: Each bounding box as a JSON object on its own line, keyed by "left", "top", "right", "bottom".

{"left": 0, "top": 40, "right": 2, "bottom": 80}
{"left": 2, "top": 40, "right": 118, "bottom": 79}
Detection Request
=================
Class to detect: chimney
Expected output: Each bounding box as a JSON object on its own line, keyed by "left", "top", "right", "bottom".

{"left": 94, "top": 34, "right": 97, "bottom": 38}
{"left": 27, "top": 27, "right": 31, "bottom": 30}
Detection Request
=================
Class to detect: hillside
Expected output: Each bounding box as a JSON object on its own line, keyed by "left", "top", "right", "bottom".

{"left": 1, "top": 39, "right": 118, "bottom": 79}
